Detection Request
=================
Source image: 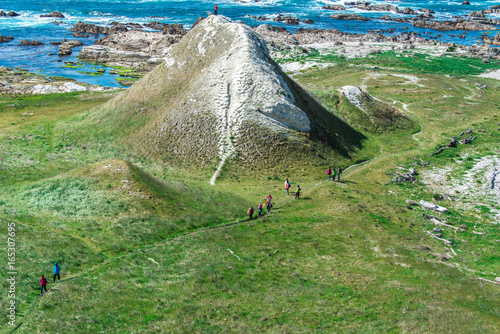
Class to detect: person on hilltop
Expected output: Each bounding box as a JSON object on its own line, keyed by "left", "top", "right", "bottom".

{"left": 53, "top": 263, "right": 61, "bottom": 282}
{"left": 258, "top": 202, "right": 263, "bottom": 216}
{"left": 40, "top": 275, "right": 48, "bottom": 296}
{"left": 285, "top": 178, "right": 291, "bottom": 195}
{"left": 337, "top": 167, "right": 343, "bottom": 182}
{"left": 295, "top": 185, "right": 302, "bottom": 199}
{"left": 247, "top": 206, "right": 254, "bottom": 220}
{"left": 327, "top": 167, "right": 332, "bottom": 180}
{"left": 332, "top": 167, "right": 337, "bottom": 182}
{"left": 214, "top": 4, "right": 218, "bottom": 15}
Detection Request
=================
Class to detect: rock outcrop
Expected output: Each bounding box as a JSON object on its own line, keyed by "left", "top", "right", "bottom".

{"left": 70, "top": 21, "right": 128, "bottom": 35}
{"left": 90, "top": 16, "right": 362, "bottom": 182}
{"left": 0, "top": 36, "right": 14, "bottom": 43}
{"left": 40, "top": 11, "right": 65, "bottom": 18}
{"left": 78, "top": 29, "right": 183, "bottom": 67}
{"left": 323, "top": 5, "right": 345, "bottom": 11}
{"left": 412, "top": 18, "right": 498, "bottom": 31}
{"left": 58, "top": 40, "right": 84, "bottom": 56}
{"left": 0, "top": 11, "right": 19, "bottom": 17}
{"left": 330, "top": 14, "right": 369, "bottom": 21}
{"left": 19, "top": 40, "right": 44, "bottom": 46}
{"left": 339, "top": 86, "right": 415, "bottom": 133}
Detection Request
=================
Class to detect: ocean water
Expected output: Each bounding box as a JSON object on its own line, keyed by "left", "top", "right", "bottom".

{"left": 0, "top": 0, "right": 498, "bottom": 86}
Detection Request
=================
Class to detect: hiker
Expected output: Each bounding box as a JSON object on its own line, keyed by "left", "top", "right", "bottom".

{"left": 40, "top": 275, "right": 48, "bottom": 296}
{"left": 265, "top": 194, "right": 272, "bottom": 207}
{"left": 332, "top": 167, "right": 337, "bottom": 181}
{"left": 337, "top": 167, "right": 342, "bottom": 181}
{"left": 258, "top": 202, "right": 263, "bottom": 216}
{"left": 247, "top": 206, "right": 254, "bottom": 220}
{"left": 295, "top": 185, "right": 301, "bottom": 199}
{"left": 285, "top": 178, "right": 291, "bottom": 195}
{"left": 53, "top": 263, "right": 61, "bottom": 282}
{"left": 214, "top": 4, "right": 218, "bottom": 15}
{"left": 327, "top": 167, "right": 332, "bottom": 180}
{"left": 266, "top": 199, "right": 272, "bottom": 213}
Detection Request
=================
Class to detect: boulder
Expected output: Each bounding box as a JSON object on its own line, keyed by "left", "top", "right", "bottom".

{"left": 420, "top": 200, "right": 448, "bottom": 212}
{"left": 323, "top": 5, "right": 345, "bottom": 11}
{"left": 0, "top": 35, "right": 14, "bottom": 43}
{"left": 330, "top": 14, "right": 369, "bottom": 21}
{"left": 254, "top": 24, "right": 298, "bottom": 45}
{"left": 19, "top": 40, "right": 44, "bottom": 46}
{"left": 58, "top": 40, "right": 84, "bottom": 56}
{"left": 70, "top": 21, "right": 128, "bottom": 35}
{"left": 462, "top": 1, "right": 470, "bottom": 4}
{"left": 72, "top": 32, "right": 90, "bottom": 38}
{"left": 493, "top": 33, "right": 500, "bottom": 46}
{"left": 0, "top": 10, "right": 20, "bottom": 17}
{"left": 40, "top": 11, "right": 65, "bottom": 18}
{"left": 399, "top": 8, "right": 417, "bottom": 15}
{"left": 192, "top": 16, "right": 206, "bottom": 28}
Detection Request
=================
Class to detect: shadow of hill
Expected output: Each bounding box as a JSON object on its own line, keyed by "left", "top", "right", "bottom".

{"left": 282, "top": 72, "right": 367, "bottom": 158}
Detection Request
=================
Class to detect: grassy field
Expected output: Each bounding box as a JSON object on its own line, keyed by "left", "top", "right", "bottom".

{"left": 1, "top": 53, "right": 499, "bottom": 333}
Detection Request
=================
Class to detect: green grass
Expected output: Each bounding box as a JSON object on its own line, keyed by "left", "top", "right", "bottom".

{"left": 1, "top": 53, "right": 500, "bottom": 333}
{"left": 277, "top": 50, "right": 500, "bottom": 77}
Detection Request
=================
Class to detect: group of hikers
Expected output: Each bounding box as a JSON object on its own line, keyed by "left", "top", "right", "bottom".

{"left": 246, "top": 166, "right": 343, "bottom": 220}
{"left": 39, "top": 263, "right": 61, "bottom": 296}
{"left": 246, "top": 179, "right": 303, "bottom": 220}
{"left": 327, "top": 166, "right": 343, "bottom": 182}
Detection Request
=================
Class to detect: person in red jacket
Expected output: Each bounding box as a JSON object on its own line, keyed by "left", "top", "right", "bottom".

{"left": 247, "top": 206, "right": 254, "bottom": 220}
{"left": 40, "top": 275, "right": 48, "bottom": 296}
{"left": 214, "top": 4, "right": 218, "bottom": 15}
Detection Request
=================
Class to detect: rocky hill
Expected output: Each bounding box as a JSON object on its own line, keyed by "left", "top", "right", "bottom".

{"left": 89, "top": 15, "right": 363, "bottom": 183}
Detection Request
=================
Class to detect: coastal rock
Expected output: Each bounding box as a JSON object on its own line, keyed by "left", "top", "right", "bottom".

{"left": 143, "top": 21, "right": 187, "bottom": 35}
{"left": 400, "top": 8, "right": 417, "bottom": 15}
{"left": 0, "top": 10, "right": 20, "bottom": 17}
{"left": 20, "top": 40, "right": 44, "bottom": 46}
{"left": 330, "top": 14, "right": 369, "bottom": 21}
{"left": 462, "top": 1, "right": 470, "bottom": 4}
{"left": 192, "top": 16, "right": 206, "bottom": 28}
{"left": 70, "top": 21, "right": 109, "bottom": 35}
{"left": 0, "top": 36, "right": 14, "bottom": 43}
{"left": 58, "top": 40, "right": 84, "bottom": 56}
{"left": 70, "top": 21, "right": 128, "bottom": 35}
{"left": 72, "top": 32, "right": 90, "bottom": 38}
{"left": 254, "top": 24, "right": 298, "bottom": 46}
{"left": 79, "top": 30, "right": 180, "bottom": 67}
{"left": 323, "top": 5, "right": 345, "bottom": 11}
{"left": 273, "top": 15, "right": 300, "bottom": 25}
{"left": 413, "top": 18, "right": 497, "bottom": 31}
{"left": 469, "top": 11, "right": 485, "bottom": 18}
{"left": 40, "top": 11, "right": 65, "bottom": 18}
{"left": 494, "top": 33, "right": 500, "bottom": 46}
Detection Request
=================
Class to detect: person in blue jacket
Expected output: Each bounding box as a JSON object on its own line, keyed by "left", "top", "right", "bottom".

{"left": 53, "top": 263, "right": 61, "bottom": 282}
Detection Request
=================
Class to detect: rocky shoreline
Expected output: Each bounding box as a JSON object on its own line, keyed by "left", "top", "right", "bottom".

{"left": 1, "top": 5, "right": 500, "bottom": 95}
{"left": 0, "top": 66, "right": 120, "bottom": 96}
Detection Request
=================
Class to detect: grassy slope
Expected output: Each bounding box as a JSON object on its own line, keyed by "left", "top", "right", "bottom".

{"left": 1, "top": 55, "right": 500, "bottom": 333}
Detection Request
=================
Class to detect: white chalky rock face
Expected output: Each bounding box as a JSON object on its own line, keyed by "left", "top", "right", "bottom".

{"left": 339, "top": 85, "right": 364, "bottom": 109}
{"left": 121, "top": 16, "right": 314, "bottom": 184}
{"left": 171, "top": 16, "right": 311, "bottom": 135}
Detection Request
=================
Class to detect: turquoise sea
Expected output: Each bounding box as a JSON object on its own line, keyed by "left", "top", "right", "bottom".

{"left": 0, "top": 0, "right": 499, "bottom": 86}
